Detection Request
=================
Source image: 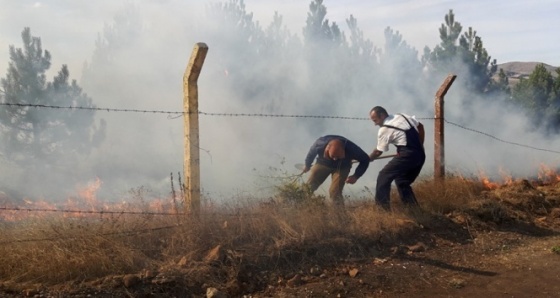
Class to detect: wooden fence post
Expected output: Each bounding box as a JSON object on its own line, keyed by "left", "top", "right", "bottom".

{"left": 183, "top": 43, "right": 208, "bottom": 216}
{"left": 434, "top": 74, "right": 457, "bottom": 180}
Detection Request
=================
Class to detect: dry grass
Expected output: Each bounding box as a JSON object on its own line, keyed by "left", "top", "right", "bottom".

{"left": 0, "top": 214, "right": 166, "bottom": 284}
{"left": 0, "top": 175, "right": 489, "bottom": 287}
{"left": 414, "top": 174, "right": 487, "bottom": 214}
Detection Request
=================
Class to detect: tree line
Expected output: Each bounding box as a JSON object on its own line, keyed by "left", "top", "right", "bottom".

{"left": 1, "top": 0, "right": 559, "bottom": 169}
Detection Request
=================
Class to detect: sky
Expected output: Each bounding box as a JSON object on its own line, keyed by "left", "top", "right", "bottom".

{"left": 247, "top": 0, "right": 560, "bottom": 67}
{"left": 1, "top": 0, "right": 558, "bottom": 76}
{"left": 0, "top": 0, "right": 559, "bottom": 77}
{"left": 0, "top": 0, "right": 559, "bottom": 203}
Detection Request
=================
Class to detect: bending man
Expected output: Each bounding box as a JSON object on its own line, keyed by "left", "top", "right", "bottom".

{"left": 303, "top": 135, "right": 370, "bottom": 206}
{"left": 369, "top": 106, "right": 425, "bottom": 211}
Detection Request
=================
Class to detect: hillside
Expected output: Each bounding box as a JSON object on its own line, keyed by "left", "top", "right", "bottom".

{"left": 497, "top": 61, "right": 558, "bottom": 86}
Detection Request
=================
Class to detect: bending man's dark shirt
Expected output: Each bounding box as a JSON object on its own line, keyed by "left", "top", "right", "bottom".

{"left": 304, "top": 135, "right": 370, "bottom": 178}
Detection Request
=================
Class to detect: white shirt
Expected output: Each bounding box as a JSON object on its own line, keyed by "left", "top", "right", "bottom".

{"left": 376, "top": 114, "right": 420, "bottom": 152}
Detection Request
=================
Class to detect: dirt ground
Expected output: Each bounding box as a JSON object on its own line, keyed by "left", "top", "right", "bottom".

{"left": 266, "top": 224, "right": 560, "bottom": 298}
{"left": 2, "top": 180, "right": 560, "bottom": 297}
{"left": 260, "top": 180, "right": 560, "bottom": 298}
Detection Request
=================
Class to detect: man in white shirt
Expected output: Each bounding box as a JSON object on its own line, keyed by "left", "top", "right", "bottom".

{"left": 369, "top": 106, "right": 425, "bottom": 211}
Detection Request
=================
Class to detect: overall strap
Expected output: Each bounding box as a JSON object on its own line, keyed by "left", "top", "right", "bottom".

{"left": 382, "top": 124, "right": 405, "bottom": 131}
{"left": 382, "top": 114, "right": 413, "bottom": 131}
{"left": 398, "top": 114, "right": 415, "bottom": 130}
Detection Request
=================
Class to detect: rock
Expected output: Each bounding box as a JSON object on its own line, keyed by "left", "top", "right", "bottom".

{"left": 204, "top": 245, "right": 225, "bottom": 264}
{"left": 348, "top": 268, "right": 359, "bottom": 278}
{"left": 142, "top": 269, "right": 157, "bottom": 279}
{"left": 152, "top": 274, "right": 174, "bottom": 284}
{"left": 309, "top": 266, "right": 322, "bottom": 276}
{"left": 123, "top": 274, "right": 141, "bottom": 288}
{"left": 206, "top": 287, "right": 228, "bottom": 298}
{"left": 23, "top": 288, "right": 38, "bottom": 297}
{"left": 177, "top": 256, "right": 189, "bottom": 266}
{"left": 390, "top": 245, "right": 408, "bottom": 255}
{"left": 373, "top": 258, "right": 388, "bottom": 265}
{"left": 449, "top": 278, "right": 466, "bottom": 289}
{"left": 286, "top": 274, "right": 303, "bottom": 287}
{"left": 408, "top": 242, "right": 427, "bottom": 253}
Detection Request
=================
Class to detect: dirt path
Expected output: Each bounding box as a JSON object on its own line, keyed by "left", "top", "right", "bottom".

{"left": 267, "top": 232, "right": 560, "bottom": 298}
{"left": 401, "top": 233, "right": 560, "bottom": 298}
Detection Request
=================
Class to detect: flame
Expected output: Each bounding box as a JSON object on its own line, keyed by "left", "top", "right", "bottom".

{"left": 498, "top": 167, "right": 514, "bottom": 185}
{"left": 77, "top": 177, "right": 102, "bottom": 211}
{"left": 0, "top": 177, "right": 179, "bottom": 222}
{"left": 1, "top": 197, "right": 59, "bottom": 222}
{"left": 477, "top": 166, "right": 526, "bottom": 190}
{"left": 537, "top": 163, "right": 560, "bottom": 185}
{"left": 481, "top": 177, "right": 500, "bottom": 190}
{"left": 478, "top": 170, "right": 500, "bottom": 190}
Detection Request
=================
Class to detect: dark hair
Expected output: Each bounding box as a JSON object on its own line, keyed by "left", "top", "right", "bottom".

{"left": 370, "top": 106, "right": 388, "bottom": 117}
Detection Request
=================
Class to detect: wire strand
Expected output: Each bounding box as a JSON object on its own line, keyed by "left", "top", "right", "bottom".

{"left": 0, "top": 206, "right": 184, "bottom": 216}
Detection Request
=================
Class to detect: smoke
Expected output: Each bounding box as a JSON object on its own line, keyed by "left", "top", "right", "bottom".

{"left": 1, "top": 0, "right": 559, "bottom": 203}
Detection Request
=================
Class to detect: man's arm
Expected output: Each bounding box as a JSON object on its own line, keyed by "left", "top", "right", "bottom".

{"left": 346, "top": 144, "right": 369, "bottom": 184}
{"left": 303, "top": 140, "right": 320, "bottom": 173}
{"left": 350, "top": 144, "right": 370, "bottom": 178}
{"left": 417, "top": 122, "right": 425, "bottom": 145}
{"left": 369, "top": 149, "right": 383, "bottom": 161}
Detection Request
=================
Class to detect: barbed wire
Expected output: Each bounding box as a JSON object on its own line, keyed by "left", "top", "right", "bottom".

{"left": 5, "top": 103, "right": 558, "bottom": 244}
{"left": 1, "top": 102, "right": 559, "bottom": 154}
{"left": 0, "top": 102, "right": 184, "bottom": 115}
{"left": 445, "top": 120, "right": 560, "bottom": 154}
{"left": 0, "top": 223, "right": 183, "bottom": 246}
{"left": 198, "top": 111, "right": 373, "bottom": 120}
{"left": 0, "top": 103, "right": 384, "bottom": 120}
{"left": 0, "top": 210, "right": 268, "bottom": 245}
{"left": 0, "top": 206, "right": 185, "bottom": 216}
{"left": 0, "top": 205, "right": 272, "bottom": 218}
{"left": 0, "top": 102, "right": 438, "bottom": 120}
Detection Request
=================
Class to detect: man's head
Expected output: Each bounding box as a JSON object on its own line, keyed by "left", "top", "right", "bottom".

{"left": 370, "top": 106, "right": 388, "bottom": 126}
{"left": 324, "top": 139, "right": 346, "bottom": 161}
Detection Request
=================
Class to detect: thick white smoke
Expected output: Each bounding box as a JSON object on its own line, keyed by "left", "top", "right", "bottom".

{"left": 0, "top": 0, "right": 559, "bottom": 204}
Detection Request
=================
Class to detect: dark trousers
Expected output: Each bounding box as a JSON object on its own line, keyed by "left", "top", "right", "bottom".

{"left": 375, "top": 149, "right": 425, "bottom": 210}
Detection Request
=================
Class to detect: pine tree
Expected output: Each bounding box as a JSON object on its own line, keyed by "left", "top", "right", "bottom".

{"left": 458, "top": 27, "right": 497, "bottom": 92}
{"left": 0, "top": 28, "right": 105, "bottom": 165}
{"left": 346, "top": 15, "right": 376, "bottom": 66}
{"left": 300, "top": 0, "right": 349, "bottom": 120}
{"left": 81, "top": 3, "right": 144, "bottom": 104}
{"left": 425, "top": 9, "right": 462, "bottom": 67}
{"left": 344, "top": 14, "right": 379, "bottom": 98}
{"left": 493, "top": 68, "right": 511, "bottom": 95}
{"left": 423, "top": 9, "right": 497, "bottom": 94}
{"left": 511, "top": 64, "right": 558, "bottom": 130}
{"left": 380, "top": 27, "right": 423, "bottom": 97}
{"left": 303, "top": 0, "right": 343, "bottom": 47}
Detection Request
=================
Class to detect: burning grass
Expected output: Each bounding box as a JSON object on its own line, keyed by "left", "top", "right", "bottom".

{"left": 0, "top": 172, "right": 558, "bottom": 294}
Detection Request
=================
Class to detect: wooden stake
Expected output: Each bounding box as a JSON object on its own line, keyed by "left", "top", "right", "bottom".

{"left": 434, "top": 74, "right": 457, "bottom": 180}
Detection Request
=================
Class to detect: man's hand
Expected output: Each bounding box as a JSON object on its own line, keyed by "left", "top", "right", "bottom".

{"left": 346, "top": 175, "right": 358, "bottom": 184}
{"left": 302, "top": 165, "right": 310, "bottom": 173}
{"left": 369, "top": 150, "right": 383, "bottom": 161}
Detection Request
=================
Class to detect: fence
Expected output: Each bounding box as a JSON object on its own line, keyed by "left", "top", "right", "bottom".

{"left": 2, "top": 43, "right": 560, "bottom": 224}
